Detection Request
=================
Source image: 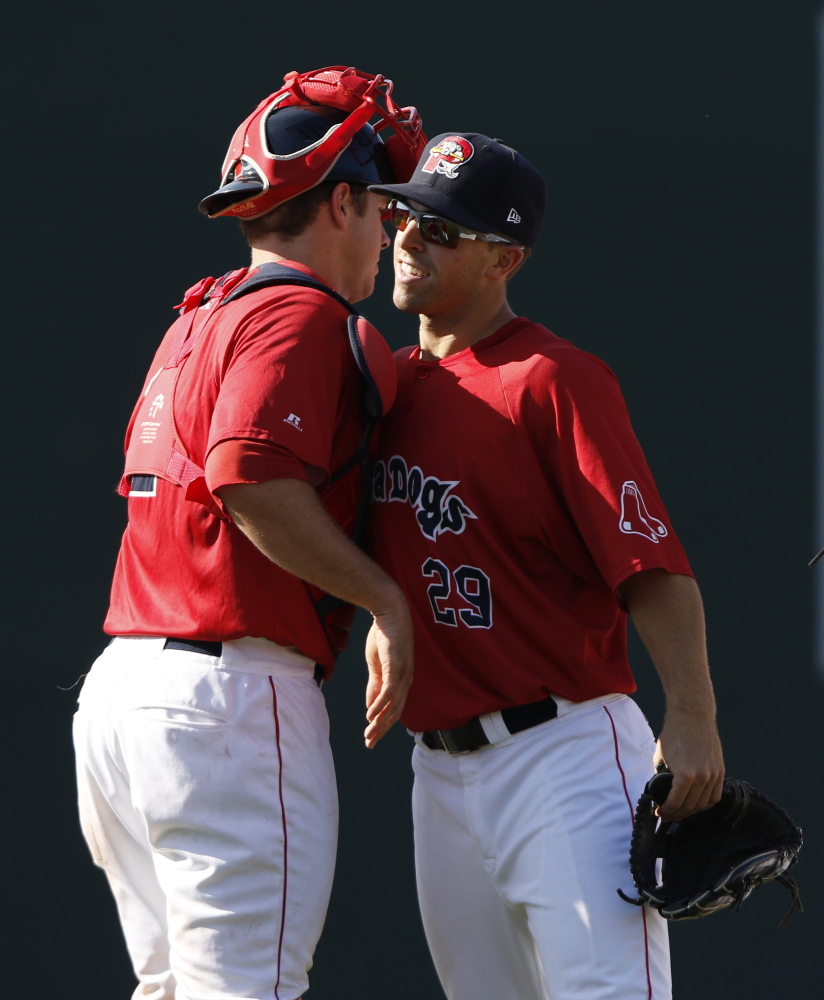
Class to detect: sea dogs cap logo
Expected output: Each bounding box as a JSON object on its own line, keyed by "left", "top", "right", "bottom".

{"left": 422, "top": 136, "right": 474, "bottom": 179}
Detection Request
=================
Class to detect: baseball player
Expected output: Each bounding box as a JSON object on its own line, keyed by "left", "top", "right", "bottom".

{"left": 367, "top": 134, "right": 725, "bottom": 1000}
{"left": 72, "top": 67, "right": 426, "bottom": 1000}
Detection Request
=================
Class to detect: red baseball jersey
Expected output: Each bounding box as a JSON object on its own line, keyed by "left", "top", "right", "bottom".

{"left": 369, "top": 317, "right": 693, "bottom": 731}
{"left": 105, "top": 261, "right": 364, "bottom": 669}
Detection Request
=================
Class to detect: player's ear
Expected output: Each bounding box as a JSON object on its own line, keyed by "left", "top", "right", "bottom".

{"left": 328, "top": 182, "right": 353, "bottom": 229}
{"left": 488, "top": 245, "right": 526, "bottom": 281}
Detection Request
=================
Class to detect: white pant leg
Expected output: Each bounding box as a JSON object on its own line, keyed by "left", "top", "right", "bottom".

{"left": 73, "top": 636, "right": 338, "bottom": 1000}
{"left": 412, "top": 694, "right": 671, "bottom": 1000}
{"left": 74, "top": 640, "right": 174, "bottom": 1000}
{"left": 412, "top": 754, "right": 548, "bottom": 1000}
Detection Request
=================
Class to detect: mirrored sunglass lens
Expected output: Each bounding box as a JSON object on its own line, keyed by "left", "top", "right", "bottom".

{"left": 421, "top": 219, "right": 449, "bottom": 244}
{"left": 389, "top": 202, "right": 461, "bottom": 247}
{"left": 390, "top": 205, "right": 410, "bottom": 231}
{"left": 422, "top": 215, "right": 459, "bottom": 247}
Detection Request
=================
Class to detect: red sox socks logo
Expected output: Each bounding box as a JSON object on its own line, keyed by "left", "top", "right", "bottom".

{"left": 373, "top": 456, "right": 476, "bottom": 539}
{"left": 619, "top": 481, "right": 668, "bottom": 542}
{"left": 421, "top": 137, "right": 474, "bottom": 179}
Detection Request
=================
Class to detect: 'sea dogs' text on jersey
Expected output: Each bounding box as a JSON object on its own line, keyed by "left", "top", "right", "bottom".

{"left": 373, "top": 456, "right": 477, "bottom": 540}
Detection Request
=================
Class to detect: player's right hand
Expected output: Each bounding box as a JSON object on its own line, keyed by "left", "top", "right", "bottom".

{"left": 653, "top": 713, "right": 725, "bottom": 822}
{"left": 363, "top": 594, "right": 413, "bottom": 748}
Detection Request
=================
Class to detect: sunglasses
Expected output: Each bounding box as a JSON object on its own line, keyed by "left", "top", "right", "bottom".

{"left": 388, "top": 199, "right": 521, "bottom": 250}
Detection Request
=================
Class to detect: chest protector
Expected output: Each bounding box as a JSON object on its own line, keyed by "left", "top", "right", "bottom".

{"left": 118, "top": 263, "right": 397, "bottom": 548}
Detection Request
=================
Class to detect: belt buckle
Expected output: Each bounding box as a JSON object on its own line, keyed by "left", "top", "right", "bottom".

{"left": 437, "top": 729, "right": 472, "bottom": 756}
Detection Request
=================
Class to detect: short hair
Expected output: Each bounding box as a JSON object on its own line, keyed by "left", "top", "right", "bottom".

{"left": 239, "top": 180, "right": 370, "bottom": 245}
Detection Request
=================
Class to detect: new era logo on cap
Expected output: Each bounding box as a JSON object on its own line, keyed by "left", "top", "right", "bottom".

{"left": 507, "top": 208, "right": 521, "bottom": 223}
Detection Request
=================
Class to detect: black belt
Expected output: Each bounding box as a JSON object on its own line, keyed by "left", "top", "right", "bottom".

{"left": 421, "top": 694, "right": 558, "bottom": 754}
{"left": 164, "top": 638, "right": 223, "bottom": 656}
{"left": 163, "top": 638, "right": 325, "bottom": 687}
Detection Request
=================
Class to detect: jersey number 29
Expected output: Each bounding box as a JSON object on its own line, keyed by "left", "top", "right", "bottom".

{"left": 422, "top": 558, "right": 493, "bottom": 629}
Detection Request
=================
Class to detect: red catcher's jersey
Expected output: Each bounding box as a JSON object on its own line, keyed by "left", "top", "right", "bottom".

{"left": 105, "top": 262, "right": 364, "bottom": 669}
{"left": 368, "top": 318, "right": 693, "bottom": 731}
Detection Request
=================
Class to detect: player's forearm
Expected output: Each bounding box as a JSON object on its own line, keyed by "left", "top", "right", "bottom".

{"left": 217, "top": 478, "right": 408, "bottom": 617}
{"left": 619, "top": 569, "right": 717, "bottom": 721}
{"left": 620, "top": 568, "right": 724, "bottom": 818}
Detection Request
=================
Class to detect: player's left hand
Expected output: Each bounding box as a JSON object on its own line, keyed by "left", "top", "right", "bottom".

{"left": 653, "top": 711, "right": 725, "bottom": 822}
{"left": 363, "top": 595, "right": 414, "bottom": 748}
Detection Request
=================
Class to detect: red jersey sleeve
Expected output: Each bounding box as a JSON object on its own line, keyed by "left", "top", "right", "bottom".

{"left": 204, "top": 440, "right": 310, "bottom": 493}
{"left": 522, "top": 347, "right": 692, "bottom": 591}
{"left": 204, "top": 289, "right": 353, "bottom": 478}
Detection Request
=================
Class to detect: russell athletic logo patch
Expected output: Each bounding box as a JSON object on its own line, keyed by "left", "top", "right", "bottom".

{"left": 422, "top": 137, "right": 474, "bottom": 179}
{"left": 619, "top": 481, "right": 668, "bottom": 543}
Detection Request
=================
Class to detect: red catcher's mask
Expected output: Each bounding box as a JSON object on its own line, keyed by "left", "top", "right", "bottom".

{"left": 199, "top": 66, "right": 427, "bottom": 220}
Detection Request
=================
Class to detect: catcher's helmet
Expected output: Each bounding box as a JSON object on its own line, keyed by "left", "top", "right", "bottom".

{"left": 199, "top": 66, "right": 427, "bottom": 220}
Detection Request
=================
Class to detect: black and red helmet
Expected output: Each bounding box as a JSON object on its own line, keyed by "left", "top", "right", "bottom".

{"left": 199, "top": 66, "right": 427, "bottom": 220}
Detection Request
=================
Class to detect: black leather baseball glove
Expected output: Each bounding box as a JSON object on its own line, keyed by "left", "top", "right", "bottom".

{"left": 618, "top": 769, "right": 803, "bottom": 925}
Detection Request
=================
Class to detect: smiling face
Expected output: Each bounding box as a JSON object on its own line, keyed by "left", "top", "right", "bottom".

{"left": 392, "top": 200, "right": 500, "bottom": 317}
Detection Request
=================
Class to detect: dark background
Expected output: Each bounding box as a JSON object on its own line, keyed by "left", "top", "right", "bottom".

{"left": 5, "top": 1, "right": 821, "bottom": 996}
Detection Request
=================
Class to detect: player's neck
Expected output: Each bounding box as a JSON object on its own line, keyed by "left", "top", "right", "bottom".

{"left": 250, "top": 242, "right": 334, "bottom": 285}
{"left": 249, "top": 226, "right": 351, "bottom": 298}
{"left": 417, "top": 299, "right": 517, "bottom": 361}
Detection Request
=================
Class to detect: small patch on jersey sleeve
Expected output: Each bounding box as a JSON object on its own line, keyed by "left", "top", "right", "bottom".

{"left": 618, "top": 481, "right": 668, "bottom": 542}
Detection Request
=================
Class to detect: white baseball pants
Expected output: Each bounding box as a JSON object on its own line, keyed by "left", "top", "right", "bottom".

{"left": 73, "top": 636, "right": 337, "bottom": 1000}
{"left": 411, "top": 693, "right": 671, "bottom": 1000}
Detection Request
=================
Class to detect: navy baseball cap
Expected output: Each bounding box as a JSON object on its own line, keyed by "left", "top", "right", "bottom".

{"left": 369, "top": 132, "right": 546, "bottom": 247}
